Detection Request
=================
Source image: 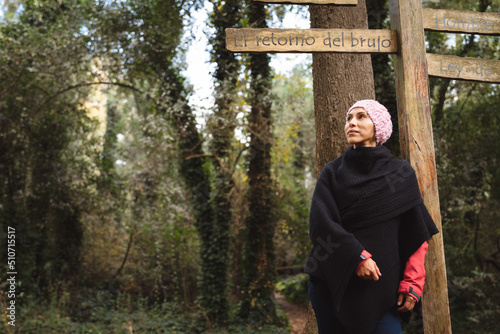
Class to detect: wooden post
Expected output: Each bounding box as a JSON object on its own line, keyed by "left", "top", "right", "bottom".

{"left": 389, "top": 0, "right": 452, "bottom": 333}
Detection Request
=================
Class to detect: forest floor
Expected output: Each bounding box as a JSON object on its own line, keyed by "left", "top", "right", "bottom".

{"left": 275, "top": 293, "right": 308, "bottom": 334}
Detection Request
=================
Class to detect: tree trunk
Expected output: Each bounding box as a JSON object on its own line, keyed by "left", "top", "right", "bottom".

{"left": 205, "top": 0, "right": 242, "bottom": 324}
{"left": 168, "top": 70, "right": 218, "bottom": 319}
{"left": 238, "top": 1, "right": 277, "bottom": 325}
{"left": 303, "top": 1, "right": 375, "bottom": 333}
{"left": 309, "top": 1, "right": 376, "bottom": 174}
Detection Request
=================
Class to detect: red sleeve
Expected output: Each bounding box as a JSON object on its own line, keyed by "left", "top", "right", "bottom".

{"left": 355, "top": 250, "right": 372, "bottom": 272}
{"left": 398, "top": 241, "right": 428, "bottom": 301}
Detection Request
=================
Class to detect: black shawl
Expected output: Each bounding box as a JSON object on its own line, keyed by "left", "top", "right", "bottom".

{"left": 304, "top": 146, "right": 439, "bottom": 333}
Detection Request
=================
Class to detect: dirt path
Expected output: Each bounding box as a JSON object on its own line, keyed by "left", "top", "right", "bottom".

{"left": 275, "top": 293, "right": 308, "bottom": 334}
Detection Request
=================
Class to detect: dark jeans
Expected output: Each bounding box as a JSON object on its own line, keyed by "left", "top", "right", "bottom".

{"left": 308, "top": 281, "right": 402, "bottom": 334}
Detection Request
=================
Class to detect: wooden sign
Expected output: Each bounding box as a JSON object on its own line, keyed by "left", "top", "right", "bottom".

{"left": 422, "top": 8, "right": 500, "bottom": 35}
{"left": 252, "top": 0, "right": 357, "bottom": 4}
{"left": 427, "top": 53, "right": 500, "bottom": 83}
{"left": 225, "top": 28, "right": 397, "bottom": 53}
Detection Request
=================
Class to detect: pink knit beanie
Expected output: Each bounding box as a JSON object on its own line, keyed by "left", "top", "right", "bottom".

{"left": 347, "top": 99, "right": 393, "bottom": 146}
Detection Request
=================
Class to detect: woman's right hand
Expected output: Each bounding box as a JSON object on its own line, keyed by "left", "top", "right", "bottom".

{"left": 356, "top": 258, "right": 382, "bottom": 281}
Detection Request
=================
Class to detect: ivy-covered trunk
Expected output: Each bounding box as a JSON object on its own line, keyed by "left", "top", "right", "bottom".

{"left": 238, "top": 1, "right": 277, "bottom": 325}
{"left": 171, "top": 79, "right": 217, "bottom": 318}
{"left": 206, "top": 0, "right": 243, "bottom": 324}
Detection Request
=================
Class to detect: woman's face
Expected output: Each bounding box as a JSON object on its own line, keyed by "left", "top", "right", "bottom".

{"left": 345, "top": 107, "right": 377, "bottom": 148}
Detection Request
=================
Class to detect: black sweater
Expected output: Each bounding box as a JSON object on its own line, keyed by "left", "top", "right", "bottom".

{"left": 304, "top": 146, "right": 439, "bottom": 333}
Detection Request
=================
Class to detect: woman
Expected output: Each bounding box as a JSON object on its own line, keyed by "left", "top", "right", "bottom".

{"left": 304, "top": 100, "right": 439, "bottom": 334}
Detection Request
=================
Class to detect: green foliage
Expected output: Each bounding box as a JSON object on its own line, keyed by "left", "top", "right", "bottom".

{"left": 88, "top": 91, "right": 200, "bottom": 303}
{"left": 0, "top": 286, "right": 290, "bottom": 333}
{"left": 0, "top": 0, "right": 203, "bottom": 310}
{"left": 3, "top": 291, "right": 205, "bottom": 333}
{"left": 437, "top": 90, "right": 500, "bottom": 279}
{"left": 447, "top": 270, "right": 500, "bottom": 333}
{"left": 0, "top": 0, "right": 98, "bottom": 293}
{"left": 276, "top": 274, "right": 310, "bottom": 309}
{"left": 94, "top": 0, "right": 196, "bottom": 80}
{"left": 271, "top": 64, "right": 315, "bottom": 267}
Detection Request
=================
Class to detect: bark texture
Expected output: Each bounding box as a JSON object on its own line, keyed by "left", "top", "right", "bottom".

{"left": 309, "top": 1, "right": 376, "bottom": 175}
{"left": 389, "top": 0, "right": 452, "bottom": 332}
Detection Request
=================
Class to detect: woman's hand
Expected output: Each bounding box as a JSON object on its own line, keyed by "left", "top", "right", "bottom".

{"left": 355, "top": 258, "right": 382, "bottom": 281}
{"left": 397, "top": 293, "right": 417, "bottom": 312}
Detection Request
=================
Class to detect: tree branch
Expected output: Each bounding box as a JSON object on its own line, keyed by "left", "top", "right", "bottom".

{"left": 184, "top": 153, "right": 227, "bottom": 173}
{"left": 114, "top": 230, "right": 135, "bottom": 278}
{"left": 33, "top": 80, "right": 156, "bottom": 120}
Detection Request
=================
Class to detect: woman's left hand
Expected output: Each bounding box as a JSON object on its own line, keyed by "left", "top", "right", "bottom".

{"left": 397, "top": 293, "right": 417, "bottom": 312}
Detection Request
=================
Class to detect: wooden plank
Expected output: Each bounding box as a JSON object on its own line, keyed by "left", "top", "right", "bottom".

{"left": 252, "top": 0, "right": 357, "bottom": 4}
{"left": 225, "top": 28, "right": 397, "bottom": 53}
{"left": 422, "top": 8, "right": 500, "bottom": 35}
{"left": 427, "top": 53, "right": 500, "bottom": 83}
{"left": 389, "top": 0, "right": 452, "bottom": 333}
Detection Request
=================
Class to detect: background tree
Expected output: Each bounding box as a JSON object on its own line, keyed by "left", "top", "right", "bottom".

{"left": 0, "top": 0, "right": 96, "bottom": 295}
{"left": 92, "top": 0, "right": 212, "bottom": 312}
{"left": 206, "top": 0, "right": 243, "bottom": 324}
{"left": 238, "top": 0, "right": 278, "bottom": 325}
{"left": 272, "top": 64, "right": 315, "bottom": 271}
